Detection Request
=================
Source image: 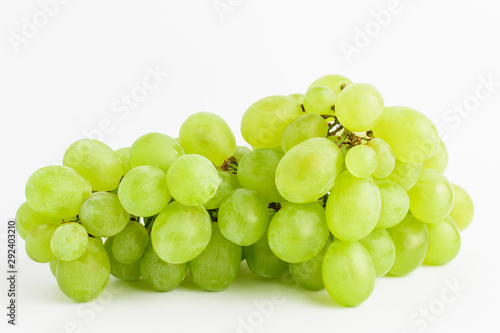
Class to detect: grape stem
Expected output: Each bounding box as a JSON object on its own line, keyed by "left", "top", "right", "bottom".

{"left": 207, "top": 209, "right": 218, "bottom": 222}
{"left": 268, "top": 202, "right": 282, "bottom": 213}
{"left": 221, "top": 156, "right": 238, "bottom": 173}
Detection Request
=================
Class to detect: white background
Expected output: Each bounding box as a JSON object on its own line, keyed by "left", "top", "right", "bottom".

{"left": 1, "top": 0, "right": 500, "bottom": 332}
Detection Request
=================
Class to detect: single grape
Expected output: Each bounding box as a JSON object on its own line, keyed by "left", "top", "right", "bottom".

{"left": 345, "top": 144, "right": 378, "bottom": 178}
{"left": 80, "top": 192, "right": 130, "bottom": 237}
{"left": 365, "top": 138, "right": 395, "bottom": 178}
{"left": 309, "top": 74, "right": 353, "bottom": 95}
{"left": 245, "top": 228, "right": 288, "bottom": 278}
{"left": 360, "top": 228, "right": 396, "bottom": 277}
{"left": 289, "top": 93, "right": 305, "bottom": 104}
{"left": 422, "top": 139, "right": 448, "bottom": 173}
{"left": 104, "top": 238, "right": 141, "bottom": 281}
{"left": 15, "top": 201, "right": 61, "bottom": 240}
{"left": 129, "top": 133, "right": 184, "bottom": 172}
{"left": 449, "top": 184, "right": 474, "bottom": 231}
{"left": 303, "top": 85, "right": 336, "bottom": 116}
{"left": 203, "top": 172, "right": 239, "bottom": 210}
{"left": 375, "top": 179, "right": 410, "bottom": 229}
{"left": 49, "top": 260, "right": 58, "bottom": 277}
{"left": 281, "top": 113, "right": 329, "bottom": 153}
{"left": 25, "top": 224, "right": 58, "bottom": 263}
{"left": 386, "top": 159, "right": 422, "bottom": 191}
{"left": 115, "top": 147, "right": 133, "bottom": 174}
{"left": 111, "top": 221, "right": 148, "bottom": 263}
{"left": 233, "top": 146, "right": 251, "bottom": 162}
{"left": 50, "top": 222, "right": 89, "bottom": 261}
{"left": 424, "top": 216, "right": 461, "bottom": 265}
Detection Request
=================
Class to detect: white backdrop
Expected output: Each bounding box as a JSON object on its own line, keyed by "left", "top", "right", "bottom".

{"left": 1, "top": 0, "right": 500, "bottom": 332}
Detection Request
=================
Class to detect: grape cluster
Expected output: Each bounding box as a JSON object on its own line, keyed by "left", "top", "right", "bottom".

{"left": 17, "top": 74, "right": 474, "bottom": 306}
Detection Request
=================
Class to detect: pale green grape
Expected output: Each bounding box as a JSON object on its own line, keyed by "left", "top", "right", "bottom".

{"left": 111, "top": 221, "right": 148, "bottom": 263}
{"left": 422, "top": 139, "right": 448, "bottom": 173}
{"left": 372, "top": 106, "right": 440, "bottom": 163}
{"left": 167, "top": 154, "right": 218, "bottom": 206}
{"left": 104, "top": 238, "right": 141, "bottom": 281}
{"left": 360, "top": 228, "right": 396, "bottom": 277}
{"left": 289, "top": 93, "right": 304, "bottom": 104}
{"left": 309, "top": 74, "right": 353, "bottom": 95}
{"left": 289, "top": 236, "right": 332, "bottom": 291}
{"left": 375, "top": 179, "right": 410, "bottom": 229}
{"left": 25, "top": 224, "right": 58, "bottom": 263}
{"left": 424, "top": 216, "right": 461, "bottom": 265}
{"left": 80, "top": 192, "right": 130, "bottom": 237}
{"left": 189, "top": 222, "right": 242, "bottom": 291}
{"left": 281, "top": 113, "right": 329, "bottom": 153}
{"left": 449, "top": 184, "right": 474, "bottom": 231}
{"left": 335, "top": 83, "right": 384, "bottom": 132}
{"left": 151, "top": 202, "right": 212, "bottom": 264}
{"left": 303, "top": 85, "right": 336, "bottom": 116}
{"left": 49, "top": 260, "right": 58, "bottom": 277}
{"left": 407, "top": 169, "right": 454, "bottom": 223}
{"left": 268, "top": 202, "right": 329, "bottom": 263}
{"left": 345, "top": 145, "right": 378, "bottom": 178}
{"left": 276, "top": 138, "right": 342, "bottom": 203}
{"left": 241, "top": 95, "right": 302, "bottom": 148}
{"left": 218, "top": 189, "right": 269, "bottom": 246}
{"left": 50, "top": 223, "right": 89, "bottom": 261}
{"left": 140, "top": 240, "right": 188, "bottom": 292}
{"left": 115, "top": 147, "right": 132, "bottom": 174}
{"left": 129, "top": 132, "right": 184, "bottom": 172}
{"left": 118, "top": 165, "right": 171, "bottom": 217}
{"left": 245, "top": 229, "right": 288, "bottom": 278}
{"left": 365, "top": 138, "right": 395, "bottom": 178}
{"left": 233, "top": 146, "right": 251, "bottom": 162}
{"left": 179, "top": 112, "right": 236, "bottom": 166}
{"left": 15, "top": 201, "right": 61, "bottom": 240}
{"left": 326, "top": 171, "right": 381, "bottom": 242}
{"left": 322, "top": 240, "right": 375, "bottom": 307}
{"left": 25, "top": 165, "right": 92, "bottom": 219}
{"left": 63, "top": 139, "right": 124, "bottom": 191}
{"left": 203, "top": 172, "right": 239, "bottom": 210}
{"left": 237, "top": 149, "right": 284, "bottom": 202}
{"left": 387, "top": 215, "right": 428, "bottom": 276}
{"left": 56, "top": 237, "right": 110, "bottom": 302}
{"left": 386, "top": 159, "right": 422, "bottom": 191}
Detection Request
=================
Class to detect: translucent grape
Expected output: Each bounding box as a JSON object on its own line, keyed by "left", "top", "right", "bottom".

{"left": 233, "top": 146, "right": 251, "bottom": 162}
{"left": 241, "top": 95, "right": 302, "bottom": 149}
{"left": 151, "top": 202, "right": 212, "bottom": 264}
{"left": 111, "top": 221, "right": 148, "bottom": 263}
{"left": 80, "top": 192, "right": 130, "bottom": 237}
{"left": 326, "top": 171, "right": 381, "bottom": 242}
{"left": 322, "top": 240, "right": 376, "bottom": 307}
{"left": 15, "top": 201, "right": 61, "bottom": 240}
{"left": 303, "top": 85, "right": 336, "bottom": 116}
{"left": 289, "top": 93, "right": 304, "bottom": 104}
{"left": 345, "top": 145, "right": 378, "bottom": 178}
{"left": 276, "top": 138, "right": 342, "bottom": 203}
{"left": 129, "top": 133, "right": 184, "bottom": 172}
{"left": 335, "top": 83, "right": 384, "bottom": 132}
{"left": 189, "top": 222, "right": 242, "bottom": 291}
{"left": 49, "top": 260, "right": 58, "bottom": 277}
{"left": 245, "top": 229, "right": 288, "bottom": 278}
{"left": 203, "top": 172, "right": 239, "bottom": 210}
{"left": 25, "top": 165, "right": 92, "bottom": 219}
{"left": 179, "top": 112, "right": 236, "bottom": 166}
{"left": 281, "top": 113, "right": 329, "bottom": 153}
{"left": 422, "top": 139, "right": 448, "bottom": 173}
{"left": 118, "top": 165, "right": 171, "bottom": 217}
{"left": 63, "top": 139, "right": 124, "bottom": 191}
{"left": 372, "top": 106, "right": 440, "bottom": 163}
{"left": 365, "top": 138, "right": 395, "bottom": 178}
{"left": 50, "top": 223, "right": 89, "bottom": 261}
{"left": 25, "top": 224, "right": 58, "bottom": 263}
{"left": 309, "top": 74, "right": 353, "bottom": 95}
{"left": 424, "top": 216, "right": 461, "bottom": 265}
{"left": 386, "top": 159, "right": 422, "bottom": 191}
{"left": 218, "top": 189, "right": 269, "bottom": 246}
{"left": 407, "top": 169, "right": 454, "bottom": 223}
{"left": 375, "top": 179, "right": 410, "bottom": 229}
{"left": 449, "top": 184, "right": 474, "bottom": 231}
{"left": 104, "top": 238, "right": 141, "bottom": 281}
{"left": 268, "top": 202, "right": 329, "bottom": 263}
{"left": 360, "top": 228, "right": 396, "bottom": 277}
{"left": 115, "top": 147, "right": 132, "bottom": 174}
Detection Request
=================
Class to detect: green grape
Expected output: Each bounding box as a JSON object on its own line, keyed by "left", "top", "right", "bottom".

{"left": 375, "top": 179, "right": 410, "bottom": 229}
{"left": 218, "top": 189, "right": 269, "bottom": 246}
{"left": 63, "top": 139, "right": 124, "bottom": 191}
{"left": 25, "top": 224, "right": 58, "bottom": 263}
{"left": 424, "top": 216, "right": 461, "bottom": 265}
{"left": 407, "top": 169, "right": 454, "bottom": 223}
{"left": 50, "top": 223, "right": 89, "bottom": 261}
{"left": 25, "top": 165, "right": 92, "bottom": 219}
{"left": 289, "top": 236, "right": 333, "bottom": 291}
{"left": 422, "top": 139, "right": 448, "bottom": 173}
{"left": 303, "top": 85, "right": 336, "bottom": 116}
{"left": 111, "top": 221, "right": 148, "bottom": 263}
{"left": 322, "top": 240, "right": 375, "bottom": 307}
{"left": 179, "top": 112, "right": 236, "bottom": 166}
{"left": 151, "top": 202, "right": 212, "bottom": 264}
{"left": 345, "top": 145, "right": 378, "bottom": 178}
{"left": 56, "top": 237, "right": 110, "bottom": 302}
{"left": 387, "top": 215, "right": 429, "bottom": 276}
{"left": 15, "top": 201, "right": 61, "bottom": 240}
{"left": 449, "top": 184, "right": 474, "bottom": 231}
{"left": 104, "top": 238, "right": 141, "bottom": 281}
{"left": 245, "top": 229, "right": 288, "bottom": 278}
{"left": 276, "top": 137, "right": 342, "bottom": 203}
{"left": 129, "top": 132, "right": 184, "bottom": 173}
{"left": 80, "top": 192, "right": 130, "bottom": 237}
{"left": 118, "top": 165, "right": 171, "bottom": 217}
{"left": 237, "top": 149, "right": 285, "bottom": 202}
{"left": 167, "top": 154, "right": 219, "bottom": 206}
{"left": 372, "top": 106, "right": 440, "bottom": 163}
{"left": 326, "top": 171, "right": 381, "bottom": 242}
{"left": 360, "top": 228, "right": 396, "bottom": 277}
{"left": 115, "top": 147, "right": 133, "bottom": 174}
{"left": 241, "top": 95, "right": 302, "bottom": 149}
{"left": 189, "top": 222, "right": 242, "bottom": 291}
{"left": 335, "top": 83, "right": 384, "bottom": 132}
{"left": 49, "top": 260, "right": 58, "bottom": 277}
{"left": 386, "top": 159, "right": 422, "bottom": 191}
{"left": 365, "top": 138, "right": 395, "bottom": 178}
{"left": 140, "top": 240, "right": 188, "bottom": 292}
{"left": 203, "top": 172, "right": 239, "bottom": 210}
{"left": 289, "top": 93, "right": 304, "bottom": 104}
{"left": 281, "top": 113, "right": 329, "bottom": 153}
{"left": 268, "top": 202, "right": 329, "bottom": 263}
{"left": 309, "top": 74, "right": 353, "bottom": 95}
{"left": 233, "top": 146, "right": 251, "bottom": 162}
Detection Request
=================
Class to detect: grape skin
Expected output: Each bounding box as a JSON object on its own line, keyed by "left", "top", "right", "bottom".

{"left": 15, "top": 201, "right": 61, "bottom": 240}
{"left": 80, "top": 192, "right": 130, "bottom": 237}
{"left": 129, "top": 133, "right": 184, "bottom": 172}
{"left": 281, "top": 113, "right": 329, "bottom": 153}
{"left": 25, "top": 224, "right": 59, "bottom": 263}
{"left": 111, "top": 221, "right": 148, "bottom": 263}
{"left": 424, "top": 216, "right": 461, "bottom": 265}
{"left": 360, "top": 228, "right": 396, "bottom": 277}
{"left": 50, "top": 222, "right": 89, "bottom": 262}
{"left": 449, "top": 184, "right": 474, "bottom": 231}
